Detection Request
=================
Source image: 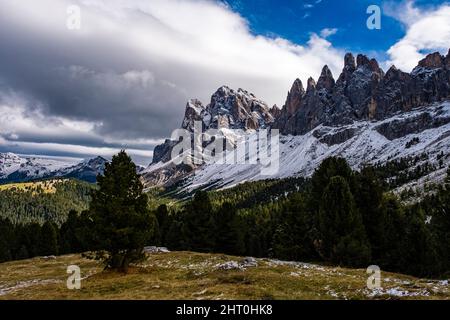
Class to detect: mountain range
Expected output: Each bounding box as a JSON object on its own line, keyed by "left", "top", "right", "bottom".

{"left": 2, "top": 50, "right": 449, "bottom": 192}
{"left": 0, "top": 153, "right": 108, "bottom": 184}
{"left": 142, "top": 50, "right": 450, "bottom": 194}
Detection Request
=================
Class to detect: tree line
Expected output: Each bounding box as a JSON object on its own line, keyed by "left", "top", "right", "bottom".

{"left": 0, "top": 180, "right": 92, "bottom": 225}
{"left": 1, "top": 153, "right": 449, "bottom": 278}
{"left": 154, "top": 157, "right": 450, "bottom": 277}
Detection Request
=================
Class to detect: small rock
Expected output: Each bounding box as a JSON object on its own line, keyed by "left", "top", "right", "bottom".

{"left": 193, "top": 289, "right": 208, "bottom": 296}
{"left": 41, "top": 256, "right": 57, "bottom": 260}
{"left": 143, "top": 246, "right": 170, "bottom": 254}
{"left": 216, "top": 261, "right": 242, "bottom": 270}
{"left": 439, "top": 280, "right": 448, "bottom": 286}
{"left": 240, "top": 257, "right": 258, "bottom": 268}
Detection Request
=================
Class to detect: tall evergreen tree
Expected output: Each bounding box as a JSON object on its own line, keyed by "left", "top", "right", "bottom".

{"left": 0, "top": 219, "right": 13, "bottom": 262}
{"left": 354, "top": 167, "right": 386, "bottom": 261}
{"left": 39, "top": 221, "right": 58, "bottom": 256}
{"left": 378, "top": 195, "right": 407, "bottom": 271}
{"left": 214, "top": 202, "right": 244, "bottom": 255}
{"left": 88, "top": 151, "right": 156, "bottom": 272}
{"left": 272, "top": 193, "right": 315, "bottom": 261}
{"left": 182, "top": 191, "right": 215, "bottom": 252}
{"left": 318, "top": 176, "right": 371, "bottom": 267}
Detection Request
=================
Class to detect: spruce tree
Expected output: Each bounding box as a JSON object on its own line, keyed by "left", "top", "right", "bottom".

{"left": 214, "top": 202, "right": 244, "bottom": 255}
{"left": 39, "top": 221, "right": 58, "bottom": 256}
{"left": 59, "top": 210, "right": 80, "bottom": 254}
{"left": 88, "top": 151, "right": 156, "bottom": 272}
{"left": 16, "top": 245, "right": 29, "bottom": 260}
{"left": 182, "top": 191, "right": 215, "bottom": 252}
{"left": 354, "top": 167, "right": 385, "bottom": 261}
{"left": 0, "top": 219, "right": 13, "bottom": 262}
{"left": 272, "top": 193, "right": 315, "bottom": 261}
{"left": 379, "top": 195, "right": 407, "bottom": 271}
{"left": 318, "top": 176, "right": 371, "bottom": 267}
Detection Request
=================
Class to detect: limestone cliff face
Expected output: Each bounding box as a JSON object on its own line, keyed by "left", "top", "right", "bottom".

{"left": 150, "top": 86, "right": 275, "bottom": 168}
{"left": 274, "top": 50, "right": 450, "bottom": 135}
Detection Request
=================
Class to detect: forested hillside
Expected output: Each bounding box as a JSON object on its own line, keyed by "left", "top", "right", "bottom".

{"left": 152, "top": 158, "right": 450, "bottom": 278}
{"left": 1, "top": 157, "right": 449, "bottom": 279}
{"left": 0, "top": 179, "right": 94, "bottom": 225}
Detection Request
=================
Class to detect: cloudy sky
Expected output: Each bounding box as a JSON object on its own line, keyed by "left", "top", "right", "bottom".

{"left": 0, "top": 0, "right": 449, "bottom": 165}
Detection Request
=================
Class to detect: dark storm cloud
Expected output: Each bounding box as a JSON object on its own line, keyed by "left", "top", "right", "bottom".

{"left": 0, "top": 0, "right": 346, "bottom": 164}
{"left": 0, "top": 12, "right": 185, "bottom": 140}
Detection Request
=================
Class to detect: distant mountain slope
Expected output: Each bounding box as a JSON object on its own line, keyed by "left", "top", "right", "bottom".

{"left": 185, "top": 101, "right": 450, "bottom": 192}
{"left": 0, "top": 154, "right": 108, "bottom": 184}
{"left": 0, "top": 179, "right": 94, "bottom": 225}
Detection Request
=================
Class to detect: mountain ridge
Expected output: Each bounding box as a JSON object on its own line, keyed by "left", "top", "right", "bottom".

{"left": 0, "top": 154, "right": 108, "bottom": 184}
{"left": 143, "top": 50, "right": 450, "bottom": 191}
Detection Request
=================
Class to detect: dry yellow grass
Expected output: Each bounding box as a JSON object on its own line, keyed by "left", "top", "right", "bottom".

{"left": 0, "top": 252, "right": 448, "bottom": 300}
{"left": 0, "top": 179, "right": 69, "bottom": 194}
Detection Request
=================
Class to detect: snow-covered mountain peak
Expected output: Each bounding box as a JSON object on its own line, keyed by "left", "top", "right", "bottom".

{"left": 0, "top": 154, "right": 108, "bottom": 184}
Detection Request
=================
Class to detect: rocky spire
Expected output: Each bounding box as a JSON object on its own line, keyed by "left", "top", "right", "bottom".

{"left": 270, "top": 105, "right": 282, "bottom": 119}
{"left": 445, "top": 49, "right": 450, "bottom": 68}
{"left": 181, "top": 99, "right": 206, "bottom": 131}
{"left": 285, "top": 78, "right": 305, "bottom": 116}
{"left": 306, "top": 77, "right": 316, "bottom": 92}
{"left": 418, "top": 52, "right": 445, "bottom": 69}
{"left": 317, "top": 65, "right": 335, "bottom": 91}
{"left": 336, "top": 53, "right": 356, "bottom": 84}
{"left": 356, "top": 54, "right": 370, "bottom": 68}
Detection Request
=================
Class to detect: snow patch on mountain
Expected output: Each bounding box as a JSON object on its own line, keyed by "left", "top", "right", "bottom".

{"left": 0, "top": 154, "right": 107, "bottom": 184}
{"left": 180, "top": 101, "right": 450, "bottom": 191}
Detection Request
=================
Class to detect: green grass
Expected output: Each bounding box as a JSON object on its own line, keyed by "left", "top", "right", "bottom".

{"left": 0, "top": 252, "right": 448, "bottom": 300}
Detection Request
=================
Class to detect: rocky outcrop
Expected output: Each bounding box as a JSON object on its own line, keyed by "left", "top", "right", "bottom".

{"left": 182, "top": 99, "right": 209, "bottom": 132}
{"left": 375, "top": 111, "right": 450, "bottom": 140}
{"left": 446, "top": 49, "right": 450, "bottom": 68}
{"left": 285, "top": 79, "right": 305, "bottom": 117}
{"left": 151, "top": 86, "right": 275, "bottom": 166}
{"left": 269, "top": 105, "right": 282, "bottom": 119}
{"left": 313, "top": 127, "right": 357, "bottom": 146}
{"left": 152, "top": 139, "right": 179, "bottom": 164}
{"left": 276, "top": 50, "right": 450, "bottom": 136}
{"left": 143, "top": 86, "right": 275, "bottom": 187}
{"left": 205, "top": 86, "right": 274, "bottom": 131}
{"left": 274, "top": 66, "right": 335, "bottom": 135}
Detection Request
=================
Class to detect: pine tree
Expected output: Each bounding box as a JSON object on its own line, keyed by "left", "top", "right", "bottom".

{"left": 0, "top": 219, "right": 13, "bottom": 262}
{"left": 214, "top": 202, "right": 244, "bottom": 255}
{"left": 403, "top": 206, "right": 439, "bottom": 277}
{"left": 310, "top": 157, "right": 354, "bottom": 205}
{"left": 59, "top": 210, "right": 80, "bottom": 254}
{"left": 318, "top": 176, "right": 371, "bottom": 267}
{"left": 16, "top": 245, "right": 29, "bottom": 260}
{"left": 39, "top": 221, "right": 58, "bottom": 256}
{"left": 354, "top": 166, "right": 385, "bottom": 261}
{"left": 182, "top": 191, "right": 216, "bottom": 252}
{"left": 378, "top": 195, "right": 407, "bottom": 271}
{"left": 165, "top": 213, "right": 186, "bottom": 251}
{"left": 20, "top": 223, "right": 42, "bottom": 258}
{"left": 272, "top": 193, "right": 315, "bottom": 261}
{"left": 88, "top": 151, "right": 156, "bottom": 272}
{"left": 154, "top": 204, "right": 170, "bottom": 246}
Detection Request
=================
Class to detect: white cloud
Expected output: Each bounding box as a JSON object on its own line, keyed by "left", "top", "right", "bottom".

{"left": 385, "top": 1, "right": 450, "bottom": 72}
{"left": 0, "top": 0, "right": 345, "bottom": 162}
{"left": 320, "top": 28, "right": 338, "bottom": 38}
{"left": 0, "top": 91, "right": 160, "bottom": 164}
{"left": 0, "top": 0, "right": 344, "bottom": 105}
